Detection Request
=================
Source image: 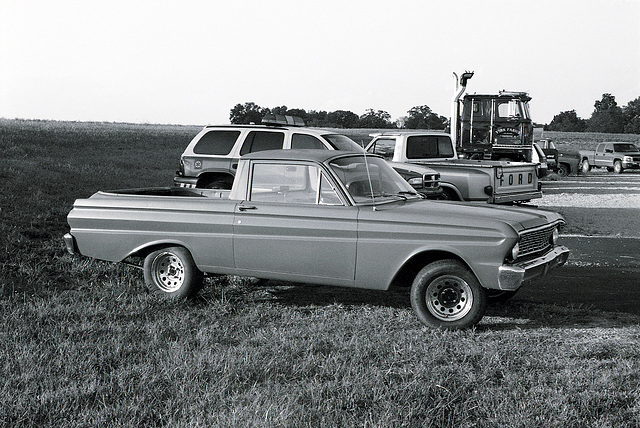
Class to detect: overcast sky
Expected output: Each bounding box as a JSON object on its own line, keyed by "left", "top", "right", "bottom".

{"left": 1, "top": 0, "right": 639, "bottom": 126}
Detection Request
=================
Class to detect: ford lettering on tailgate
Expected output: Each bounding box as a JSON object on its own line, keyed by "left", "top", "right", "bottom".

{"left": 495, "top": 166, "right": 538, "bottom": 194}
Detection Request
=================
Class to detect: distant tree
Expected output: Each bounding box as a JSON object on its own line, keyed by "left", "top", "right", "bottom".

{"left": 229, "top": 102, "right": 265, "bottom": 124}
{"left": 587, "top": 93, "right": 624, "bottom": 133}
{"left": 545, "top": 110, "right": 587, "bottom": 132}
{"left": 270, "top": 105, "right": 288, "bottom": 115}
{"left": 326, "top": 110, "right": 360, "bottom": 128}
{"left": 623, "top": 97, "right": 640, "bottom": 134}
{"left": 286, "top": 108, "right": 308, "bottom": 120}
{"left": 305, "top": 110, "right": 328, "bottom": 127}
{"left": 358, "top": 109, "right": 393, "bottom": 128}
{"left": 404, "top": 105, "right": 448, "bottom": 129}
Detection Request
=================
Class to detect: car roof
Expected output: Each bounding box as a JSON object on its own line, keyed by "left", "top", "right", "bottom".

{"left": 204, "top": 124, "right": 335, "bottom": 136}
{"left": 370, "top": 130, "right": 449, "bottom": 137}
{"left": 241, "top": 149, "right": 375, "bottom": 163}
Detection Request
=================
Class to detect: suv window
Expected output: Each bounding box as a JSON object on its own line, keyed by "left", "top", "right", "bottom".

{"left": 322, "top": 134, "right": 364, "bottom": 151}
{"left": 291, "top": 133, "right": 327, "bottom": 150}
{"left": 240, "top": 131, "right": 285, "bottom": 155}
{"left": 193, "top": 130, "right": 241, "bottom": 155}
{"left": 406, "top": 136, "right": 454, "bottom": 159}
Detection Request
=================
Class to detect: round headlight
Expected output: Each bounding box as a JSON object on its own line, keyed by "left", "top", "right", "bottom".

{"left": 551, "top": 228, "right": 559, "bottom": 245}
{"left": 510, "top": 242, "right": 520, "bottom": 261}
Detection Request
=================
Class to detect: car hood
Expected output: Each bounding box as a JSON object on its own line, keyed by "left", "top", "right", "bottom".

{"left": 372, "top": 199, "right": 563, "bottom": 233}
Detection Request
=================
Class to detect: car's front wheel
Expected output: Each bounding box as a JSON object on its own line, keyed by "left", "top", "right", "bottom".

{"left": 144, "top": 246, "right": 204, "bottom": 298}
{"left": 613, "top": 160, "right": 623, "bottom": 174}
{"left": 581, "top": 159, "right": 591, "bottom": 174}
{"left": 410, "top": 260, "right": 487, "bottom": 329}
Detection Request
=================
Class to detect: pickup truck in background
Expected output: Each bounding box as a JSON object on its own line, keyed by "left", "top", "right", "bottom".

{"left": 64, "top": 150, "right": 569, "bottom": 329}
{"left": 365, "top": 131, "right": 543, "bottom": 204}
{"left": 580, "top": 142, "right": 640, "bottom": 174}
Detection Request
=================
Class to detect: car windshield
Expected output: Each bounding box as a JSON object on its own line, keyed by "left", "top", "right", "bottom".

{"left": 322, "top": 134, "right": 366, "bottom": 152}
{"left": 613, "top": 143, "right": 639, "bottom": 152}
{"left": 329, "top": 155, "right": 420, "bottom": 204}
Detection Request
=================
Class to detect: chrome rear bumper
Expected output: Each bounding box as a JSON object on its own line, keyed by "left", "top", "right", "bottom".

{"left": 497, "top": 245, "right": 570, "bottom": 290}
{"left": 63, "top": 233, "right": 78, "bottom": 255}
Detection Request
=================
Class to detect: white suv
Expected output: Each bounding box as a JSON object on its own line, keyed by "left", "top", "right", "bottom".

{"left": 174, "top": 115, "right": 441, "bottom": 196}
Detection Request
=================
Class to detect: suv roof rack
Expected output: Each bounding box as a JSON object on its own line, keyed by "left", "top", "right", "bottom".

{"left": 262, "top": 113, "right": 305, "bottom": 127}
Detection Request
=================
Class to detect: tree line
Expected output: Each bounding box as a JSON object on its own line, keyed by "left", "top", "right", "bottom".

{"left": 230, "top": 93, "right": 640, "bottom": 134}
{"left": 229, "top": 102, "right": 447, "bottom": 129}
{"left": 545, "top": 94, "right": 640, "bottom": 134}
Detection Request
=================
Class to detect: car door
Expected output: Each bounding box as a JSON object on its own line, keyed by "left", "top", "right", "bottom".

{"left": 233, "top": 160, "right": 357, "bottom": 281}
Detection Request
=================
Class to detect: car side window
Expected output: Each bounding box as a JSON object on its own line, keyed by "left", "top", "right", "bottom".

{"left": 240, "top": 131, "right": 285, "bottom": 156}
{"left": 291, "top": 133, "right": 327, "bottom": 150}
{"left": 193, "top": 130, "right": 241, "bottom": 155}
{"left": 249, "top": 163, "right": 341, "bottom": 205}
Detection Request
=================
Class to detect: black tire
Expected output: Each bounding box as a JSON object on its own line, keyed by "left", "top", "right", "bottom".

{"left": 613, "top": 160, "right": 623, "bottom": 174}
{"left": 556, "top": 163, "right": 570, "bottom": 177}
{"left": 438, "top": 187, "right": 460, "bottom": 201}
{"left": 203, "top": 180, "right": 232, "bottom": 190}
{"left": 143, "top": 246, "right": 204, "bottom": 298}
{"left": 486, "top": 289, "right": 519, "bottom": 303}
{"left": 581, "top": 159, "right": 591, "bottom": 174}
{"left": 410, "top": 260, "right": 487, "bottom": 329}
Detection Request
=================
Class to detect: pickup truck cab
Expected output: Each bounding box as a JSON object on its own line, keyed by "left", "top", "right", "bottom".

{"left": 365, "top": 131, "right": 543, "bottom": 204}
{"left": 173, "top": 117, "right": 441, "bottom": 198}
{"left": 65, "top": 150, "right": 569, "bottom": 329}
{"left": 580, "top": 142, "right": 640, "bottom": 174}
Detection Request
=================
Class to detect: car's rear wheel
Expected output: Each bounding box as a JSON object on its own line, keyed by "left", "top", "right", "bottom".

{"left": 203, "top": 180, "right": 233, "bottom": 190}
{"left": 556, "top": 163, "right": 570, "bottom": 177}
{"left": 144, "top": 246, "right": 203, "bottom": 298}
{"left": 410, "top": 260, "right": 487, "bottom": 329}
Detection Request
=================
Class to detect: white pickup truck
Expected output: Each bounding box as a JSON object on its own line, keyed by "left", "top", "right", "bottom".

{"left": 365, "top": 131, "right": 543, "bottom": 204}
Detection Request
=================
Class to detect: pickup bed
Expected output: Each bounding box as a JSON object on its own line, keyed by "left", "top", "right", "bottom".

{"left": 366, "top": 132, "right": 542, "bottom": 204}
{"left": 65, "top": 150, "right": 569, "bottom": 329}
{"left": 580, "top": 142, "right": 640, "bottom": 174}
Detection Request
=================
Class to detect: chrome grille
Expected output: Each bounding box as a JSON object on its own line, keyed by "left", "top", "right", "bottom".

{"left": 424, "top": 173, "right": 440, "bottom": 188}
{"left": 518, "top": 224, "right": 555, "bottom": 257}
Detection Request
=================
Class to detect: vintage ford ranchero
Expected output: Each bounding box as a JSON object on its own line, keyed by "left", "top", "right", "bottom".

{"left": 64, "top": 150, "right": 569, "bottom": 329}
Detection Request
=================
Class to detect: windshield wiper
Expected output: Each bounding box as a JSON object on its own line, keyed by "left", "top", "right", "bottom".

{"left": 370, "top": 191, "right": 421, "bottom": 201}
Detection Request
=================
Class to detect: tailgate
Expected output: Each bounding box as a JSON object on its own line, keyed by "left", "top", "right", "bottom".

{"left": 494, "top": 164, "right": 541, "bottom": 203}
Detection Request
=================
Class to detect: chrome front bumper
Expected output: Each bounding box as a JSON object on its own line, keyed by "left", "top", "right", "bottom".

{"left": 497, "top": 245, "right": 570, "bottom": 290}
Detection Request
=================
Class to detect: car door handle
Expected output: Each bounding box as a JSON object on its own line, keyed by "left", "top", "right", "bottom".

{"left": 232, "top": 163, "right": 238, "bottom": 170}
{"left": 238, "top": 205, "right": 256, "bottom": 211}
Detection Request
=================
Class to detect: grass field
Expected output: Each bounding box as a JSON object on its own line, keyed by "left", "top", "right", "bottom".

{"left": 1, "top": 118, "right": 639, "bottom": 427}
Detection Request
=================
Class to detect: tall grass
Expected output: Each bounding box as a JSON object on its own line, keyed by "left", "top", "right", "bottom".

{"left": 1, "top": 119, "right": 639, "bottom": 427}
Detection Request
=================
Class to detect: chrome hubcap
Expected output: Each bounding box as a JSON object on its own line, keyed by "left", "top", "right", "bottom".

{"left": 426, "top": 275, "right": 473, "bottom": 321}
{"left": 151, "top": 252, "right": 185, "bottom": 292}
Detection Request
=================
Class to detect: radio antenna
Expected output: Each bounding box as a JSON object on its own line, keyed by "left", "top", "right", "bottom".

{"left": 362, "top": 148, "right": 377, "bottom": 211}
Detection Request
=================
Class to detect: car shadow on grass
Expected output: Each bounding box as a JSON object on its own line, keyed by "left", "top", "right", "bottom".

{"left": 199, "top": 275, "right": 640, "bottom": 331}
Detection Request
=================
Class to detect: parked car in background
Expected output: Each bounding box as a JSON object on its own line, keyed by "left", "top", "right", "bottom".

{"left": 580, "top": 142, "right": 640, "bottom": 174}
{"left": 536, "top": 139, "right": 558, "bottom": 172}
{"left": 531, "top": 143, "right": 549, "bottom": 177}
{"left": 556, "top": 148, "right": 582, "bottom": 176}
{"left": 366, "top": 131, "right": 542, "bottom": 203}
{"left": 174, "top": 115, "right": 442, "bottom": 198}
